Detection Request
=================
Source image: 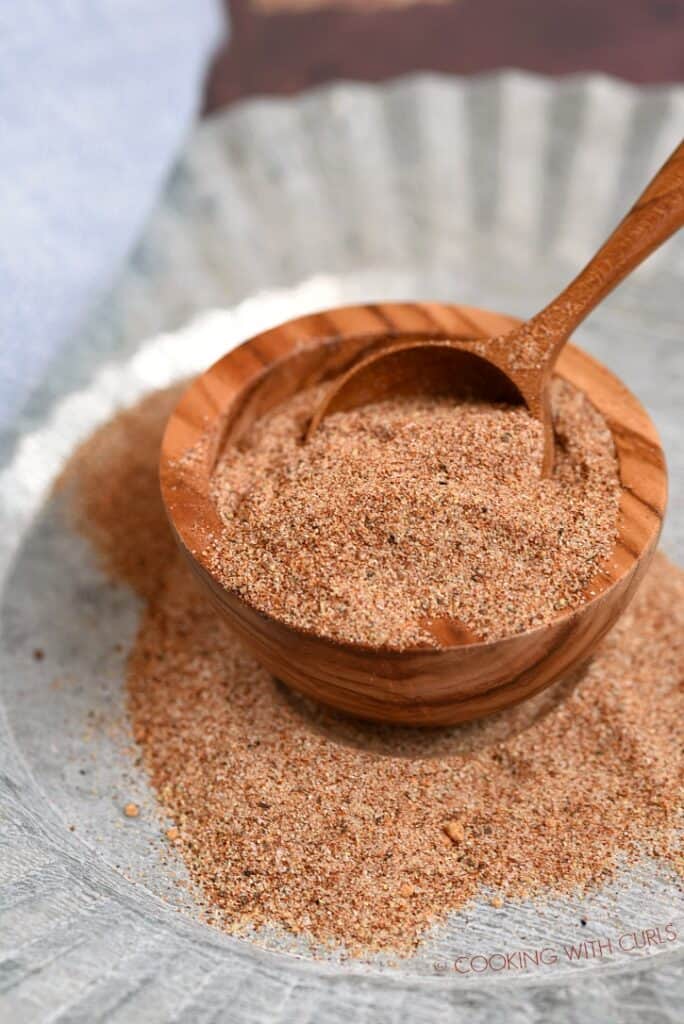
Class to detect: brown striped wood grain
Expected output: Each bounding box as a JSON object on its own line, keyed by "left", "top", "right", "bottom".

{"left": 160, "top": 302, "right": 666, "bottom": 726}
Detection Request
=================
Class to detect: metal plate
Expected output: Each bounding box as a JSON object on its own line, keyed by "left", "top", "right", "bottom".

{"left": 1, "top": 72, "right": 683, "bottom": 1021}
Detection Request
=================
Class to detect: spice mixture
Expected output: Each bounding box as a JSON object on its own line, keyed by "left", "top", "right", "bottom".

{"left": 209, "top": 379, "right": 620, "bottom": 647}
{"left": 61, "top": 386, "right": 683, "bottom": 957}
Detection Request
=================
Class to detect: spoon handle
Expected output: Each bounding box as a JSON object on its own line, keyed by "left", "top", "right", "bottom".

{"left": 518, "top": 140, "right": 684, "bottom": 372}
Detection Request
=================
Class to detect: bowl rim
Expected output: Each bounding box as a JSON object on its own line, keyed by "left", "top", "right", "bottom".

{"left": 159, "top": 300, "right": 668, "bottom": 657}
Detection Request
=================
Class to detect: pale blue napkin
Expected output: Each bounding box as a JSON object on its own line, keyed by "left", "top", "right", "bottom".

{"left": 0, "top": 0, "right": 221, "bottom": 429}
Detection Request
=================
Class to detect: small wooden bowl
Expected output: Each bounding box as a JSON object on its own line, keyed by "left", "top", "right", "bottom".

{"left": 160, "top": 302, "right": 667, "bottom": 726}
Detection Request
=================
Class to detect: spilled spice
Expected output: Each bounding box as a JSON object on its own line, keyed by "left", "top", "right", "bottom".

{"left": 60, "top": 386, "right": 683, "bottom": 956}
{"left": 209, "top": 379, "right": 620, "bottom": 647}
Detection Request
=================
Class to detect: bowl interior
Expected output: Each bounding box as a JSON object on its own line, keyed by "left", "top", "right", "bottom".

{"left": 160, "top": 302, "right": 667, "bottom": 653}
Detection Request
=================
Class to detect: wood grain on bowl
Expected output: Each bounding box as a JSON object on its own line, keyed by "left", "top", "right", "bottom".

{"left": 160, "top": 303, "right": 666, "bottom": 726}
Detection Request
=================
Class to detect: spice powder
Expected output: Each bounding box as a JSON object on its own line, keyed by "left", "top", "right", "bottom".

{"left": 61, "top": 385, "right": 683, "bottom": 957}
{"left": 208, "top": 379, "right": 620, "bottom": 647}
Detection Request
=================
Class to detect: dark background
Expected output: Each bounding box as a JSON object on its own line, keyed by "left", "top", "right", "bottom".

{"left": 205, "top": 0, "right": 684, "bottom": 112}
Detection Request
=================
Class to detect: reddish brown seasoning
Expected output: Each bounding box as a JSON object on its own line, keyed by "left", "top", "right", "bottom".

{"left": 60, "top": 386, "right": 683, "bottom": 956}
{"left": 208, "top": 380, "right": 620, "bottom": 647}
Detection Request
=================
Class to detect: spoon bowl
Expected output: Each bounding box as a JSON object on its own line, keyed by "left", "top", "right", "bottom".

{"left": 160, "top": 302, "right": 667, "bottom": 726}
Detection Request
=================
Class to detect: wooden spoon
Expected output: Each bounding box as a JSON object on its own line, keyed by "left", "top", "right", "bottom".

{"left": 307, "top": 140, "right": 684, "bottom": 473}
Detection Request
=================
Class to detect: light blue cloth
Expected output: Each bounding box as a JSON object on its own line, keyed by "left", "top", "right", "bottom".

{"left": 0, "top": 0, "right": 221, "bottom": 429}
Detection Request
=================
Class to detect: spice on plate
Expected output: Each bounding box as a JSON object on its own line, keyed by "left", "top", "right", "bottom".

{"left": 208, "top": 379, "right": 620, "bottom": 647}
{"left": 60, "top": 386, "right": 683, "bottom": 957}
{"left": 444, "top": 819, "right": 466, "bottom": 844}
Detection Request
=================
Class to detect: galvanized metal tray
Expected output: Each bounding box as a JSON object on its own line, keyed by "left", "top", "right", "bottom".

{"left": 1, "top": 72, "right": 683, "bottom": 1022}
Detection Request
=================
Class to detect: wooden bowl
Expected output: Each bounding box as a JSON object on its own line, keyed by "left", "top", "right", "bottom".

{"left": 159, "top": 302, "right": 667, "bottom": 726}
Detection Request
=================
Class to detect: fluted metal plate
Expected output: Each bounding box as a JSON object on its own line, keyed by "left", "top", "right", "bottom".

{"left": 1, "top": 73, "right": 683, "bottom": 1021}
